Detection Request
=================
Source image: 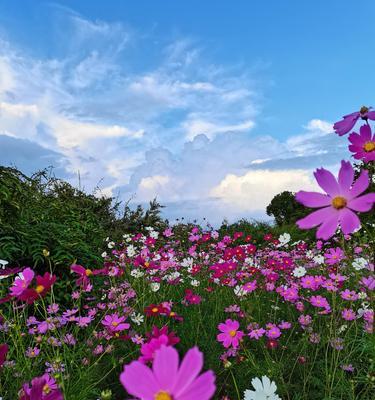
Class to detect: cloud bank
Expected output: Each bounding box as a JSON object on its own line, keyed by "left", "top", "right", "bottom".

{"left": 0, "top": 6, "right": 350, "bottom": 225}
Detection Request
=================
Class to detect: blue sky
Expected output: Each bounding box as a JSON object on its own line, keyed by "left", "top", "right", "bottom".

{"left": 0, "top": 1, "right": 374, "bottom": 224}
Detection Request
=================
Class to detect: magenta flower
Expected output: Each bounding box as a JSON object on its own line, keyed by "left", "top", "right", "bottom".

{"left": 298, "top": 315, "right": 312, "bottom": 326}
{"left": 310, "top": 295, "right": 330, "bottom": 309}
{"left": 217, "top": 319, "right": 244, "bottom": 348}
{"left": 120, "top": 345, "right": 216, "bottom": 400}
{"left": 333, "top": 106, "right": 375, "bottom": 136}
{"left": 340, "top": 289, "right": 358, "bottom": 301}
{"left": 296, "top": 160, "right": 375, "bottom": 240}
{"left": 10, "top": 268, "right": 34, "bottom": 297}
{"left": 243, "top": 280, "right": 257, "bottom": 293}
{"left": 248, "top": 328, "right": 266, "bottom": 340}
{"left": 348, "top": 124, "right": 375, "bottom": 162}
{"left": 361, "top": 276, "right": 375, "bottom": 291}
{"left": 139, "top": 334, "right": 169, "bottom": 364}
{"left": 324, "top": 247, "right": 345, "bottom": 265}
{"left": 19, "top": 374, "right": 63, "bottom": 400}
{"left": 0, "top": 343, "right": 8, "bottom": 367}
{"left": 341, "top": 309, "right": 356, "bottom": 321}
{"left": 26, "top": 346, "right": 40, "bottom": 358}
{"left": 102, "top": 314, "right": 130, "bottom": 333}
{"left": 266, "top": 326, "right": 281, "bottom": 339}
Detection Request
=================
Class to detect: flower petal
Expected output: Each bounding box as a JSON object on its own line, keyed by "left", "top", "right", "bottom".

{"left": 120, "top": 361, "right": 159, "bottom": 399}
{"left": 359, "top": 124, "right": 372, "bottom": 141}
{"left": 316, "top": 213, "right": 340, "bottom": 240}
{"left": 339, "top": 209, "right": 361, "bottom": 235}
{"left": 174, "top": 347, "right": 203, "bottom": 397}
{"left": 178, "top": 370, "right": 216, "bottom": 400}
{"left": 296, "top": 207, "right": 335, "bottom": 229}
{"left": 153, "top": 346, "right": 179, "bottom": 390}
{"left": 295, "top": 191, "right": 332, "bottom": 208}
{"left": 338, "top": 160, "right": 354, "bottom": 195}
{"left": 348, "top": 169, "right": 369, "bottom": 199}
{"left": 314, "top": 168, "right": 340, "bottom": 197}
{"left": 348, "top": 193, "right": 375, "bottom": 212}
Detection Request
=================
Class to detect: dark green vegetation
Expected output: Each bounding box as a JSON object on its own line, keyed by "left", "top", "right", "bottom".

{"left": 0, "top": 167, "right": 165, "bottom": 273}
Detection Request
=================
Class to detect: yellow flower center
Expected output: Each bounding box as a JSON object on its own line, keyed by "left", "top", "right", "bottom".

{"left": 363, "top": 141, "right": 375, "bottom": 152}
{"left": 169, "top": 312, "right": 176, "bottom": 317}
{"left": 111, "top": 321, "right": 119, "bottom": 327}
{"left": 155, "top": 391, "right": 172, "bottom": 400}
{"left": 43, "top": 384, "right": 51, "bottom": 394}
{"left": 152, "top": 307, "right": 159, "bottom": 313}
{"left": 145, "top": 261, "right": 150, "bottom": 267}
{"left": 36, "top": 285, "right": 45, "bottom": 294}
{"left": 360, "top": 106, "right": 369, "bottom": 115}
{"left": 85, "top": 269, "right": 93, "bottom": 276}
{"left": 331, "top": 196, "right": 347, "bottom": 210}
{"left": 229, "top": 330, "right": 237, "bottom": 337}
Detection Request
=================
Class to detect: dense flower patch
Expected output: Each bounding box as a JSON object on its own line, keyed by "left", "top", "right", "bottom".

{"left": 0, "top": 108, "right": 374, "bottom": 399}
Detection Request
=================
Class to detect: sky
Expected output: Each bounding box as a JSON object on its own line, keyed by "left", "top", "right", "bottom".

{"left": 0, "top": 0, "right": 374, "bottom": 225}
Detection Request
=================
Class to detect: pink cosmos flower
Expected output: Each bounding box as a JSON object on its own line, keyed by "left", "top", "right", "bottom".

{"left": 300, "top": 276, "right": 319, "bottom": 290}
{"left": 333, "top": 106, "right": 375, "bottom": 136}
{"left": 340, "top": 289, "right": 359, "bottom": 301}
{"left": 19, "top": 374, "right": 63, "bottom": 400}
{"left": 26, "top": 347, "right": 40, "bottom": 358}
{"left": 102, "top": 314, "right": 130, "bottom": 333}
{"left": 0, "top": 343, "right": 8, "bottom": 367}
{"left": 348, "top": 124, "right": 375, "bottom": 162}
{"left": 341, "top": 309, "right": 356, "bottom": 321}
{"left": 266, "top": 326, "right": 281, "bottom": 339}
{"left": 139, "top": 334, "right": 170, "bottom": 364}
{"left": 298, "top": 315, "right": 312, "bottom": 326}
{"left": 324, "top": 247, "right": 345, "bottom": 265}
{"left": 361, "top": 276, "right": 375, "bottom": 290}
{"left": 120, "top": 345, "right": 216, "bottom": 400}
{"left": 146, "top": 326, "right": 180, "bottom": 346}
{"left": 296, "top": 160, "right": 375, "bottom": 240}
{"left": 243, "top": 280, "right": 257, "bottom": 293}
{"left": 10, "top": 268, "right": 34, "bottom": 297}
{"left": 70, "top": 264, "right": 101, "bottom": 290}
{"left": 217, "top": 319, "right": 244, "bottom": 348}
{"left": 248, "top": 328, "right": 266, "bottom": 340}
{"left": 278, "top": 321, "right": 292, "bottom": 330}
{"left": 310, "top": 295, "right": 330, "bottom": 309}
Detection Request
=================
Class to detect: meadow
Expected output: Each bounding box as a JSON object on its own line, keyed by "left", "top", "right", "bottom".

{"left": 0, "top": 108, "right": 374, "bottom": 399}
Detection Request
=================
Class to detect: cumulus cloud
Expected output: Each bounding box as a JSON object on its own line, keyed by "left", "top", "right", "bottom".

{"left": 210, "top": 169, "right": 317, "bottom": 212}
{"left": 0, "top": 5, "right": 350, "bottom": 225}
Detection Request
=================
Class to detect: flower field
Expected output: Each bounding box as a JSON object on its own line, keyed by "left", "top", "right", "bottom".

{"left": 0, "top": 110, "right": 374, "bottom": 399}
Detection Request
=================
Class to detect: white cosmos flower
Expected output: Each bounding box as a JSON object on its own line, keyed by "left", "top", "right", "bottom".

{"left": 352, "top": 257, "right": 368, "bottom": 271}
{"left": 130, "top": 269, "right": 144, "bottom": 278}
{"left": 101, "top": 251, "right": 107, "bottom": 258}
{"left": 313, "top": 255, "right": 324, "bottom": 264}
{"left": 292, "top": 266, "right": 307, "bottom": 278}
{"left": 277, "top": 233, "right": 291, "bottom": 247}
{"left": 191, "top": 279, "right": 200, "bottom": 287}
{"left": 107, "top": 241, "right": 115, "bottom": 249}
{"left": 150, "top": 282, "right": 160, "bottom": 292}
{"left": 181, "top": 257, "right": 194, "bottom": 268}
{"left": 0, "top": 259, "right": 9, "bottom": 269}
{"left": 149, "top": 231, "right": 159, "bottom": 239}
{"left": 234, "top": 285, "right": 246, "bottom": 297}
{"left": 131, "top": 313, "right": 144, "bottom": 325}
{"left": 126, "top": 245, "right": 136, "bottom": 257}
{"left": 244, "top": 376, "right": 281, "bottom": 400}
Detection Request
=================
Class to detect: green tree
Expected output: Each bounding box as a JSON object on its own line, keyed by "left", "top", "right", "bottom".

{"left": 266, "top": 191, "right": 307, "bottom": 226}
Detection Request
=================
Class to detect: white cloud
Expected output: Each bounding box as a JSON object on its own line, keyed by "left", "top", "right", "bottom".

{"left": 0, "top": 6, "right": 350, "bottom": 225}
{"left": 183, "top": 117, "right": 254, "bottom": 140}
{"left": 210, "top": 169, "right": 317, "bottom": 212}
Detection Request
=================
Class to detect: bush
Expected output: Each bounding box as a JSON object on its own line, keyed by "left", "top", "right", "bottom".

{"left": 0, "top": 166, "right": 165, "bottom": 273}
